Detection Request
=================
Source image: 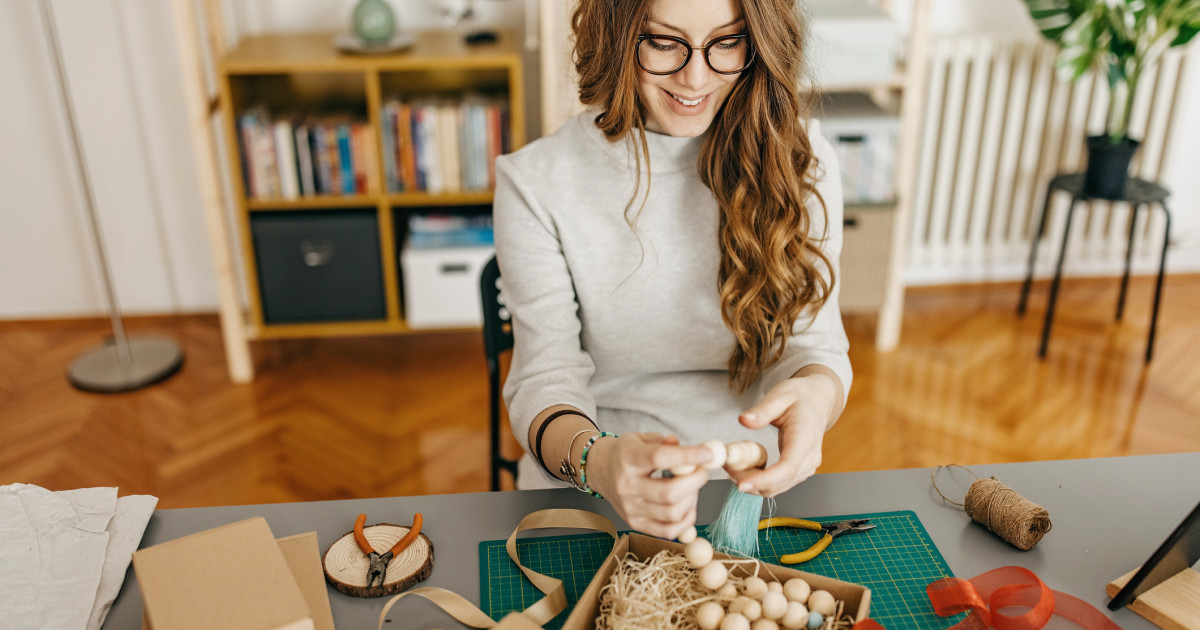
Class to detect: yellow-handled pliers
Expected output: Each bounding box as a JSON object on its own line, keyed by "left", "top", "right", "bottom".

{"left": 758, "top": 517, "right": 875, "bottom": 564}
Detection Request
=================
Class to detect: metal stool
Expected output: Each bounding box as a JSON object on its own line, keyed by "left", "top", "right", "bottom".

{"left": 1018, "top": 173, "right": 1172, "bottom": 362}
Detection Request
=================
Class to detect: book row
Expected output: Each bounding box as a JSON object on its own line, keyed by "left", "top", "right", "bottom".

{"left": 237, "top": 107, "right": 375, "bottom": 200}
{"left": 380, "top": 95, "right": 510, "bottom": 194}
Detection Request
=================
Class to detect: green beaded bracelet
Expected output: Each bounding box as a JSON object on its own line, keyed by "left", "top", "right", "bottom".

{"left": 578, "top": 431, "right": 617, "bottom": 499}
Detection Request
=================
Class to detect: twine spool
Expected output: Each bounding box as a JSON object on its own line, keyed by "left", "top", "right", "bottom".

{"left": 932, "top": 465, "right": 1052, "bottom": 551}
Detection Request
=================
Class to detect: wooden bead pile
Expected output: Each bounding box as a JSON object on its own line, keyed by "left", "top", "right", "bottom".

{"left": 670, "top": 439, "right": 768, "bottom": 477}
{"left": 680, "top": 527, "right": 839, "bottom": 630}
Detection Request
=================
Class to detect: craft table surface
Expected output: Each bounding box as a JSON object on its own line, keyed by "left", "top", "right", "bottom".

{"left": 103, "top": 453, "right": 1200, "bottom": 629}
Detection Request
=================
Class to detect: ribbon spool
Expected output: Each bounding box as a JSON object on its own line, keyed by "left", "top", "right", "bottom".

{"left": 932, "top": 465, "right": 1052, "bottom": 551}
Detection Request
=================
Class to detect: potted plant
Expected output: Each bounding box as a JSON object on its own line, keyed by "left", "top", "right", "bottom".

{"left": 1023, "top": 0, "right": 1200, "bottom": 199}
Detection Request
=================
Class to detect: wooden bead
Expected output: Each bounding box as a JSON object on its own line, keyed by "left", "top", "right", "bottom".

{"left": 686, "top": 537, "right": 714, "bottom": 568}
{"left": 767, "top": 580, "right": 783, "bottom": 594}
{"left": 720, "top": 612, "right": 750, "bottom": 630}
{"left": 750, "top": 619, "right": 779, "bottom": 630}
{"left": 780, "top": 601, "right": 808, "bottom": 630}
{"left": 740, "top": 598, "right": 762, "bottom": 622}
{"left": 698, "top": 561, "right": 728, "bottom": 591}
{"left": 783, "top": 578, "right": 811, "bottom": 604}
{"left": 678, "top": 525, "right": 697, "bottom": 544}
{"left": 718, "top": 583, "right": 738, "bottom": 603}
{"left": 761, "top": 591, "right": 788, "bottom": 621}
{"left": 742, "top": 576, "right": 768, "bottom": 599}
{"left": 697, "top": 601, "right": 725, "bottom": 630}
{"left": 700, "top": 439, "right": 727, "bottom": 469}
{"left": 806, "top": 611, "right": 824, "bottom": 629}
{"left": 725, "top": 442, "right": 748, "bottom": 470}
{"left": 806, "top": 590, "right": 836, "bottom": 617}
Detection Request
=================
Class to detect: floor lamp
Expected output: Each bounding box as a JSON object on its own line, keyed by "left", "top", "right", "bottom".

{"left": 39, "top": 0, "right": 185, "bottom": 393}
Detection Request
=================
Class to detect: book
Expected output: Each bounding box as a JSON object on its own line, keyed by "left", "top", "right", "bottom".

{"left": 274, "top": 119, "right": 299, "bottom": 199}
{"left": 294, "top": 121, "right": 315, "bottom": 197}
{"left": 381, "top": 101, "right": 398, "bottom": 192}
{"left": 336, "top": 123, "right": 354, "bottom": 195}
{"left": 438, "top": 102, "right": 460, "bottom": 192}
{"left": 398, "top": 103, "right": 416, "bottom": 192}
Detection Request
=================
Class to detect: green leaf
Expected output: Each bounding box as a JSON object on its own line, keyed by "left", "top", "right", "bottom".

{"left": 1172, "top": 22, "right": 1200, "bottom": 45}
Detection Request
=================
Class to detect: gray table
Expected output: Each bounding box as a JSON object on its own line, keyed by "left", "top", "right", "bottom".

{"left": 104, "top": 453, "right": 1200, "bottom": 629}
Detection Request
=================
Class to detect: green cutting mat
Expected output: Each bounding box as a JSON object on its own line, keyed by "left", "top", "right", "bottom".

{"left": 479, "top": 510, "right": 964, "bottom": 630}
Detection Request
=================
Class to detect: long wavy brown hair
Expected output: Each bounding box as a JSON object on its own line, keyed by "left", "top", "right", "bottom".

{"left": 572, "top": 0, "right": 834, "bottom": 393}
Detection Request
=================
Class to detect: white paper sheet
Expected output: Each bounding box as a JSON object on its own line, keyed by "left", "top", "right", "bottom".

{"left": 88, "top": 494, "right": 157, "bottom": 630}
{"left": 0, "top": 484, "right": 157, "bottom": 630}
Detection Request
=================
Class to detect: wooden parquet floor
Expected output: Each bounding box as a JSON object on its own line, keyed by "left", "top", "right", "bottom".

{"left": 2, "top": 275, "right": 1198, "bottom": 508}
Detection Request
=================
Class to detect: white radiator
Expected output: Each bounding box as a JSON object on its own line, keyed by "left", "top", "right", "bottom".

{"left": 904, "top": 37, "right": 1189, "bottom": 285}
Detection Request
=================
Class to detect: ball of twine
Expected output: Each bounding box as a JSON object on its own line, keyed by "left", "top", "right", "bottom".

{"left": 932, "top": 465, "right": 1052, "bottom": 551}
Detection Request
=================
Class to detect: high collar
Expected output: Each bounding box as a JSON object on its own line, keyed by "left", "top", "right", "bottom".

{"left": 578, "top": 112, "right": 704, "bottom": 175}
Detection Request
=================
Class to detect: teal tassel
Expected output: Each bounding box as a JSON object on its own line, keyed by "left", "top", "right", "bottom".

{"left": 705, "top": 484, "right": 764, "bottom": 557}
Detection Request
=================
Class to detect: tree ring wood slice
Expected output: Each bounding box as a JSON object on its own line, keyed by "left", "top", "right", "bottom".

{"left": 323, "top": 522, "right": 434, "bottom": 598}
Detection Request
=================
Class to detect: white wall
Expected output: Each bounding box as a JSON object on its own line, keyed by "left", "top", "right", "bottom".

{"left": 1, "top": 0, "right": 1196, "bottom": 319}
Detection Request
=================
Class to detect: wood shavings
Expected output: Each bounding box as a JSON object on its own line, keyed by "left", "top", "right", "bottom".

{"left": 595, "top": 551, "right": 760, "bottom": 630}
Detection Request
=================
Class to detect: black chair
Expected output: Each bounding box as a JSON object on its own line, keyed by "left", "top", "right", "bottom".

{"left": 480, "top": 256, "right": 518, "bottom": 490}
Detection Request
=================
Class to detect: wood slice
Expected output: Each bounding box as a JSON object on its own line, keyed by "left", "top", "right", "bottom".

{"left": 323, "top": 522, "right": 434, "bottom": 598}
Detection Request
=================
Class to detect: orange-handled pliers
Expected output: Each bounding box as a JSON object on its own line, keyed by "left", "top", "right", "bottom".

{"left": 353, "top": 512, "right": 424, "bottom": 588}
{"left": 758, "top": 517, "right": 874, "bottom": 564}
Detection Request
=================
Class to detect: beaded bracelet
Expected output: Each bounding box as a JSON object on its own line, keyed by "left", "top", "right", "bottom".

{"left": 577, "top": 431, "right": 618, "bottom": 499}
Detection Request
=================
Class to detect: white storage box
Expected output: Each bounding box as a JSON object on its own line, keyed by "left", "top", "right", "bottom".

{"left": 807, "top": 0, "right": 900, "bottom": 88}
{"left": 401, "top": 242, "right": 494, "bottom": 329}
{"left": 818, "top": 93, "right": 900, "bottom": 205}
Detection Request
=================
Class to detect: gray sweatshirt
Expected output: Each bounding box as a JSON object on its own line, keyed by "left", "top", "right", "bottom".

{"left": 494, "top": 112, "right": 852, "bottom": 488}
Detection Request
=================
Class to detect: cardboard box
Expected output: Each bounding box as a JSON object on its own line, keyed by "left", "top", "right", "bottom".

{"left": 563, "top": 533, "right": 871, "bottom": 629}
{"left": 133, "top": 517, "right": 314, "bottom": 630}
{"left": 808, "top": 0, "right": 900, "bottom": 89}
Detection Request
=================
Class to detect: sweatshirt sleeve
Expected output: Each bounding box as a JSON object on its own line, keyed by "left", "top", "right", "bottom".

{"left": 756, "top": 120, "right": 854, "bottom": 413}
{"left": 492, "top": 153, "right": 598, "bottom": 482}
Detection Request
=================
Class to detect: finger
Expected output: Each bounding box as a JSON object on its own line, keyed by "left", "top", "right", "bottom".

{"left": 740, "top": 391, "right": 797, "bottom": 429}
{"left": 629, "top": 491, "right": 697, "bottom": 526}
{"left": 642, "top": 470, "right": 708, "bottom": 505}
{"left": 736, "top": 449, "right": 821, "bottom": 497}
{"left": 640, "top": 442, "right": 715, "bottom": 472}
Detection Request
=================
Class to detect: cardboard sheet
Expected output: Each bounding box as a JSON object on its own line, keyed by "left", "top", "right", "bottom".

{"left": 133, "top": 516, "right": 314, "bottom": 630}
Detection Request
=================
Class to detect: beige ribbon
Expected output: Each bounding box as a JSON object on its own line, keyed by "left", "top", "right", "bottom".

{"left": 377, "top": 508, "right": 618, "bottom": 630}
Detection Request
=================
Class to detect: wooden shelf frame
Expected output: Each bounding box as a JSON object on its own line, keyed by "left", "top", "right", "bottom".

{"left": 215, "top": 30, "right": 525, "bottom": 346}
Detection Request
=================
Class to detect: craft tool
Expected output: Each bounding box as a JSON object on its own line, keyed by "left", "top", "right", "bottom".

{"left": 353, "top": 512, "right": 423, "bottom": 588}
{"left": 757, "top": 518, "right": 876, "bottom": 564}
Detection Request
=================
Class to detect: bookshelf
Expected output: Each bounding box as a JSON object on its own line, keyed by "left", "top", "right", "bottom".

{"left": 217, "top": 30, "right": 524, "bottom": 340}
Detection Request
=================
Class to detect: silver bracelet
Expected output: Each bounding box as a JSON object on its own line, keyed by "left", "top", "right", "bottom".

{"left": 560, "top": 429, "right": 597, "bottom": 491}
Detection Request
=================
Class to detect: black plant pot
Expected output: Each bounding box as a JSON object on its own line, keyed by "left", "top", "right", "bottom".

{"left": 1083, "top": 135, "right": 1140, "bottom": 200}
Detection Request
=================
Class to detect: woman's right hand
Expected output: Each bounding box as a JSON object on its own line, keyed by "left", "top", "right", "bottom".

{"left": 583, "top": 433, "right": 713, "bottom": 539}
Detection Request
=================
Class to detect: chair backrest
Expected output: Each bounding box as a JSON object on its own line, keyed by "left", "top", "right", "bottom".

{"left": 480, "top": 256, "right": 513, "bottom": 368}
{"left": 480, "top": 255, "right": 517, "bottom": 490}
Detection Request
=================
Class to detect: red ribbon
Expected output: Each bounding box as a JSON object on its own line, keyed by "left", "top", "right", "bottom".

{"left": 926, "top": 566, "right": 1122, "bottom": 629}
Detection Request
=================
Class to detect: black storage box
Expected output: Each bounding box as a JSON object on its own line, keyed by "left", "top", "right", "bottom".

{"left": 251, "top": 210, "right": 386, "bottom": 324}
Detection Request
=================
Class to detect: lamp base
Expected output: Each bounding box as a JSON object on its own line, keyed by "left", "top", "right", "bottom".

{"left": 68, "top": 336, "right": 185, "bottom": 393}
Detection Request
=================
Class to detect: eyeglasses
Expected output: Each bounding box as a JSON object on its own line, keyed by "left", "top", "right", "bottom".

{"left": 636, "top": 33, "right": 755, "bottom": 76}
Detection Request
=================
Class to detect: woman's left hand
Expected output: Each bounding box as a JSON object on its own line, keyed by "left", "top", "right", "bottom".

{"left": 728, "top": 367, "right": 843, "bottom": 497}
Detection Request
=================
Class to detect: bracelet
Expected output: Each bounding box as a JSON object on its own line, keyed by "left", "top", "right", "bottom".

{"left": 578, "top": 432, "right": 618, "bottom": 499}
{"left": 532, "top": 410, "right": 593, "bottom": 476}
{"left": 560, "top": 429, "right": 597, "bottom": 492}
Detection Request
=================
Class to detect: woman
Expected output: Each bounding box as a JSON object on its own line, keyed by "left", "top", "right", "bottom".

{"left": 493, "top": 0, "right": 850, "bottom": 540}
